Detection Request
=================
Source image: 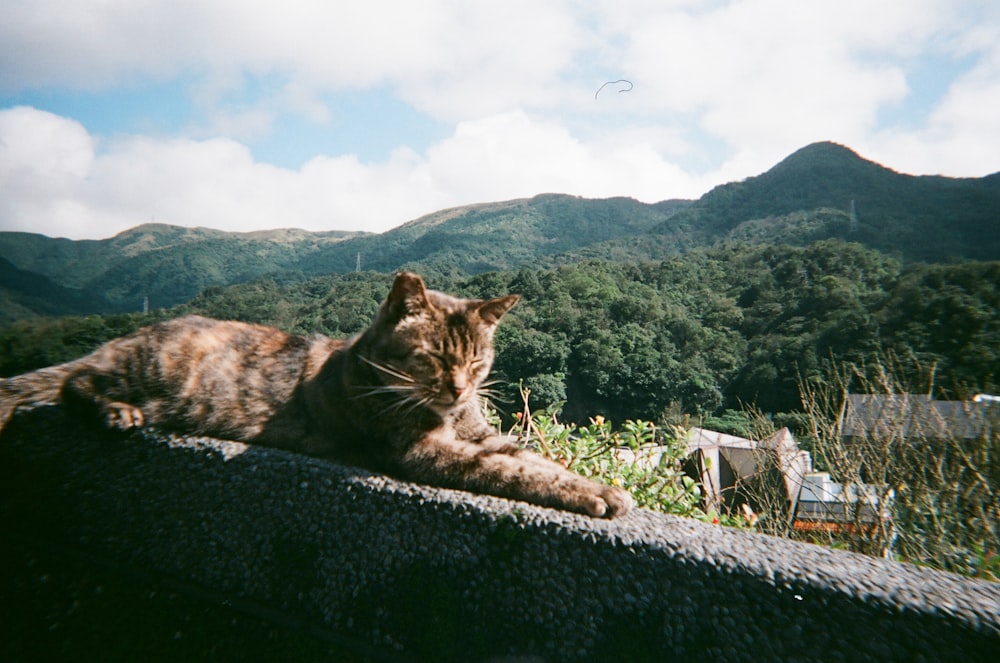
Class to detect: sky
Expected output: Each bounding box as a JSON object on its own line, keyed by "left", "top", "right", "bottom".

{"left": 1, "top": 1, "right": 999, "bottom": 240}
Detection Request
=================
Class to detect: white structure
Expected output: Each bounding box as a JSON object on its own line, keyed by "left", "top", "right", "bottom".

{"left": 683, "top": 427, "right": 811, "bottom": 514}
{"left": 795, "top": 472, "right": 893, "bottom": 527}
{"left": 620, "top": 426, "right": 891, "bottom": 535}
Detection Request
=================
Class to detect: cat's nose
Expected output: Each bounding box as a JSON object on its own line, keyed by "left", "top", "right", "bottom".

{"left": 449, "top": 373, "right": 468, "bottom": 400}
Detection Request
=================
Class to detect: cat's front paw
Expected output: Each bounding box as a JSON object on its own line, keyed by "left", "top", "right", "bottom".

{"left": 103, "top": 402, "right": 145, "bottom": 431}
{"left": 599, "top": 484, "right": 633, "bottom": 518}
{"left": 574, "top": 481, "right": 634, "bottom": 519}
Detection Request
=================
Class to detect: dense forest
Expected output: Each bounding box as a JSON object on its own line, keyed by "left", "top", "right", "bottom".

{"left": 2, "top": 239, "right": 996, "bottom": 432}
{"left": 2, "top": 142, "right": 999, "bottom": 323}
{"left": 2, "top": 141, "right": 997, "bottom": 431}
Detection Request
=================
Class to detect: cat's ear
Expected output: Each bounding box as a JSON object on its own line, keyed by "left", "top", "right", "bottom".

{"left": 477, "top": 294, "right": 519, "bottom": 327}
{"left": 382, "top": 272, "right": 430, "bottom": 324}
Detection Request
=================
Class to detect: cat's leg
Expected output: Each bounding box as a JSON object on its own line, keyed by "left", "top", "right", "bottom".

{"left": 400, "top": 432, "right": 633, "bottom": 518}
{"left": 61, "top": 369, "right": 145, "bottom": 431}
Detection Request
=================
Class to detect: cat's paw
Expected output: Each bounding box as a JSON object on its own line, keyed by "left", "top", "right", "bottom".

{"left": 599, "top": 484, "right": 633, "bottom": 518}
{"left": 103, "top": 402, "right": 145, "bottom": 430}
{"left": 576, "top": 481, "right": 634, "bottom": 518}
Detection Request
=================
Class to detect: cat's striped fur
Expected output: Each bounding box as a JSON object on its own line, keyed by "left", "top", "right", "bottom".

{"left": 0, "top": 272, "right": 632, "bottom": 518}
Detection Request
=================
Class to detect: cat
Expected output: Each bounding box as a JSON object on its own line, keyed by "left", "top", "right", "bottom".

{"left": 0, "top": 272, "right": 632, "bottom": 518}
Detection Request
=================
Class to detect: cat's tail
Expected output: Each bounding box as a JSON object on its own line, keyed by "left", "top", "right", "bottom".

{"left": 0, "top": 362, "right": 80, "bottom": 430}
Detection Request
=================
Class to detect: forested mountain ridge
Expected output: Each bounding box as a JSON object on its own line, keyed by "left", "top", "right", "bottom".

{"left": 287, "top": 194, "right": 693, "bottom": 276}
{"left": 1, "top": 141, "right": 997, "bottom": 322}
{"left": 0, "top": 225, "right": 366, "bottom": 322}
{"left": 0, "top": 256, "right": 107, "bottom": 320}
{"left": 3, "top": 241, "right": 996, "bottom": 423}
{"left": 0, "top": 196, "right": 691, "bottom": 320}
{"left": 651, "top": 142, "right": 1000, "bottom": 261}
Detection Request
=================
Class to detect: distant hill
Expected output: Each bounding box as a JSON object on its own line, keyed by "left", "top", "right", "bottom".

{"left": 0, "top": 256, "right": 101, "bottom": 324}
{"left": 655, "top": 142, "right": 1000, "bottom": 261}
{"left": 0, "top": 197, "right": 691, "bottom": 319}
{"left": 288, "top": 195, "right": 692, "bottom": 274}
{"left": 1, "top": 141, "right": 997, "bottom": 321}
{"left": 0, "top": 225, "right": 366, "bottom": 316}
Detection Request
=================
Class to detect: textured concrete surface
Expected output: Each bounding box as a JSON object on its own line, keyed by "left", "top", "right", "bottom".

{"left": 2, "top": 406, "right": 998, "bottom": 662}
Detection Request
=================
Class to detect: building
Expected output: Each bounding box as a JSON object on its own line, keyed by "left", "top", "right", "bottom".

{"left": 793, "top": 471, "right": 893, "bottom": 533}
{"left": 682, "top": 427, "right": 810, "bottom": 516}
{"left": 841, "top": 394, "right": 999, "bottom": 442}
{"left": 622, "top": 422, "right": 902, "bottom": 538}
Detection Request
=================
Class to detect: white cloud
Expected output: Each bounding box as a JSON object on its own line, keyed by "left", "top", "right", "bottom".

{"left": 0, "top": 107, "right": 95, "bottom": 180}
{"left": 423, "top": 111, "right": 699, "bottom": 203}
{"left": 1, "top": 1, "right": 999, "bottom": 241}
{"left": 0, "top": 107, "right": 96, "bottom": 237}
{"left": 0, "top": 1, "right": 582, "bottom": 120}
{"left": 595, "top": 0, "right": 956, "bottom": 171}
{"left": 0, "top": 106, "right": 705, "bottom": 239}
{"left": 865, "top": 15, "right": 1000, "bottom": 177}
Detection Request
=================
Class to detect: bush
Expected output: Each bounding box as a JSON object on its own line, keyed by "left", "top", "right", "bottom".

{"left": 748, "top": 351, "right": 999, "bottom": 579}
{"left": 495, "top": 384, "right": 745, "bottom": 525}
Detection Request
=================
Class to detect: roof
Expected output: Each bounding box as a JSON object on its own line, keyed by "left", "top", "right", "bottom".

{"left": 841, "top": 395, "right": 998, "bottom": 440}
{"left": 685, "top": 426, "right": 799, "bottom": 454}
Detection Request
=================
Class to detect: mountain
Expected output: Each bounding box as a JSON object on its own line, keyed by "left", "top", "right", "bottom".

{"left": 1, "top": 141, "right": 997, "bottom": 322}
{"left": 655, "top": 142, "right": 1000, "bottom": 261}
{"left": 0, "top": 256, "right": 102, "bottom": 324}
{"left": 288, "top": 195, "right": 692, "bottom": 275}
{"left": 0, "top": 197, "right": 691, "bottom": 319}
{"left": 0, "top": 225, "right": 366, "bottom": 315}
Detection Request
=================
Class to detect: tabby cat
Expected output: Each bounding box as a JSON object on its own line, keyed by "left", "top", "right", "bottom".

{"left": 0, "top": 272, "right": 632, "bottom": 518}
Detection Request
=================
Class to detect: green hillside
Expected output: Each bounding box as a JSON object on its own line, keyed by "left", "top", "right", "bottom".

{"left": 0, "top": 256, "right": 102, "bottom": 324}
{"left": 0, "top": 225, "right": 366, "bottom": 316}
{"left": 1, "top": 141, "right": 997, "bottom": 322}
{"left": 4, "top": 241, "right": 996, "bottom": 421}
{"left": 659, "top": 142, "right": 1000, "bottom": 260}
{"left": 289, "top": 195, "right": 691, "bottom": 275}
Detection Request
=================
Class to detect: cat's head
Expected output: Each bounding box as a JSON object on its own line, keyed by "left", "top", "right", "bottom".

{"left": 363, "top": 272, "right": 518, "bottom": 414}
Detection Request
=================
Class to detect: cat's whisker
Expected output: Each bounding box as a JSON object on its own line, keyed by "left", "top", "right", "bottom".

{"left": 403, "top": 399, "right": 432, "bottom": 416}
{"left": 352, "top": 381, "right": 439, "bottom": 416}
{"left": 477, "top": 387, "right": 512, "bottom": 405}
{"left": 355, "top": 385, "right": 430, "bottom": 412}
{"left": 357, "top": 355, "right": 416, "bottom": 383}
{"left": 354, "top": 384, "right": 418, "bottom": 397}
{"left": 378, "top": 392, "right": 432, "bottom": 417}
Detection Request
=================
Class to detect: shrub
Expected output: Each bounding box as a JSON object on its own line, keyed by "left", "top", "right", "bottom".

{"left": 494, "top": 384, "right": 744, "bottom": 525}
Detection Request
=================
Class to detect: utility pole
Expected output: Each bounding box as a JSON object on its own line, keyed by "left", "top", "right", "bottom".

{"left": 356, "top": 252, "right": 361, "bottom": 273}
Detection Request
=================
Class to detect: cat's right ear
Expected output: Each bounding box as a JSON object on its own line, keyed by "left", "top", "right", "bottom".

{"left": 381, "top": 272, "right": 430, "bottom": 325}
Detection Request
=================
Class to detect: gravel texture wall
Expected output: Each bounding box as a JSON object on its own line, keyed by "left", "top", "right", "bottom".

{"left": 2, "top": 406, "right": 998, "bottom": 662}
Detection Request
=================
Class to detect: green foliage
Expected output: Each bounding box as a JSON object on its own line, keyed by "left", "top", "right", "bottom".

{"left": 878, "top": 262, "right": 1000, "bottom": 394}
{"left": 790, "top": 352, "right": 999, "bottom": 579}
{"left": 5, "top": 143, "right": 999, "bottom": 323}
{"left": 0, "top": 312, "right": 171, "bottom": 377}
{"left": 501, "top": 385, "right": 741, "bottom": 525}
{"left": 5, "top": 241, "right": 998, "bottom": 431}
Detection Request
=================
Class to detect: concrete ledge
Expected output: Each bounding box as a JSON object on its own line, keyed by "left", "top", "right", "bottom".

{"left": 2, "top": 406, "right": 998, "bottom": 661}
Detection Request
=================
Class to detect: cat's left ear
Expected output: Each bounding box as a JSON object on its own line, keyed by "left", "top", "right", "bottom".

{"left": 477, "top": 294, "right": 519, "bottom": 327}
{"left": 382, "top": 272, "right": 430, "bottom": 324}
